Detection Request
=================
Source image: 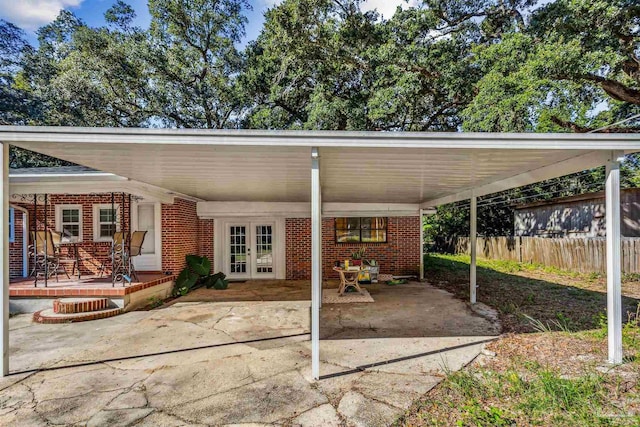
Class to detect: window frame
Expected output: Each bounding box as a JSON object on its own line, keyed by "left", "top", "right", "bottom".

{"left": 8, "top": 207, "right": 15, "bottom": 243}
{"left": 93, "top": 204, "right": 121, "bottom": 242}
{"left": 334, "top": 217, "right": 388, "bottom": 243}
{"left": 55, "top": 204, "right": 83, "bottom": 243}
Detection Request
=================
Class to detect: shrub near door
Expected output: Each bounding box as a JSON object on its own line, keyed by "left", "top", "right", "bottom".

{"left": 175, "top": 255, "right": 229, "bottom": 296}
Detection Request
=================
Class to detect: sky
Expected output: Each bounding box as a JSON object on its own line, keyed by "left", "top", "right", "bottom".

{"left": 0, "top": 0, "right": 419, "bottom": 45}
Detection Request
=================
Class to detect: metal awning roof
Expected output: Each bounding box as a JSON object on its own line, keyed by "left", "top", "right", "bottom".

{"left": 1, "top": 126, "right": 638, "bottom": 206}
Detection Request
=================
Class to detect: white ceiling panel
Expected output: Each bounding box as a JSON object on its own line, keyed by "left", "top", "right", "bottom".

{"left": 10, "top": 142, "right": 312, "bottom": 202}
{"left": 3, "top": 127, "right": 638, "bottom": 205}
{"left": 319, "top": 147, "right": 593, "bottom": 203}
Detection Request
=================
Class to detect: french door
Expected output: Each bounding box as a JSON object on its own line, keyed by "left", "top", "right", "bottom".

{"left": 227, "top": 221, "right": 276, "bottom": 279}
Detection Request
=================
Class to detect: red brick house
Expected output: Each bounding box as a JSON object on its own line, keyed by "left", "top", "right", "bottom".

{"left": 9, "top": 167, "right": 421, "bottom": 281}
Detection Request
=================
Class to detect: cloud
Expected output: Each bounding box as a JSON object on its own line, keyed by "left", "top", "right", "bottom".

{"left": 0, "top": 0, "right": 83, "bottom": 30}
{"left": 360, "top": 0, "right": 420, "bottom": 19}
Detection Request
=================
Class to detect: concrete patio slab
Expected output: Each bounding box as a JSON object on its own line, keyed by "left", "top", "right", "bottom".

{"left": 0, "top": 281, "right": 499, "bottom": 426}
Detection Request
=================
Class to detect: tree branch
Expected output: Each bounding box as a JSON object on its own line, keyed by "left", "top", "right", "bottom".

{"left": 550, "top": 116, "right": 640, "bottom": 133}
{"left": 573, "top": 73, "right": 640, "bottom": 105}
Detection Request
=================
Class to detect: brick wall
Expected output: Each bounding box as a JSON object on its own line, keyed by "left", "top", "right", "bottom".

{"left": 14, "top": 194, "right": 132, "bottom": 277}
{"left": 198, "top": 218, "right": 214, "bottom": 262}
{"left": 286, "top": 218, "right": 311, "bottom": 280}
{"left": 10, "top": 194, "right": 214, "bottom": 278}
{"left": 161, "top": 199, "right": 200, "bottom": 274}
{"left": 9, "top": 209, "right": 24, "bottom": 278}
{"left": 285, "top": 216, "right": 420, "bottom": 280}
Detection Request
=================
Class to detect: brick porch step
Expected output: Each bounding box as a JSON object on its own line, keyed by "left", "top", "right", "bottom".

{"left": 53, "top": 298, "right": 110, "bottom": 314}
{"left": 33, "top": 307, "right": 122, "bottom": 324}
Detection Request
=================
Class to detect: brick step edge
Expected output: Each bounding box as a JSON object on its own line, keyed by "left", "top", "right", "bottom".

{"left": 33, "top": 307, "right": 123, "bottom": 324}
{"left": 53, "top": 298, "right": 110, "bottom": 314}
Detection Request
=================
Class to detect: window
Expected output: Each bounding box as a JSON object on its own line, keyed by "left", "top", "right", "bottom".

{"left": 335, "top": 217, "right": 387, "bottom": 243}
{"left": 8, "top": 208, "right": 14, "bottom": 243}
{"left": 55, "top": 205, "right": 83, "bottom": 242}
{"left": 93, "top": 204, "right": 120, "bottom": 242}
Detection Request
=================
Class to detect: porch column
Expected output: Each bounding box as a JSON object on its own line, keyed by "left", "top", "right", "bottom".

{"left": 311, "top": 147, "right": 321, "bottom": 380}
{"left": 1, "top": 143, "right": 9, "bottom": 376}
{"left": 470, "top": 192, "right": 477, "bottom": 304}
{"left": 606, "top": 151, "right": 623, "bottom": 364}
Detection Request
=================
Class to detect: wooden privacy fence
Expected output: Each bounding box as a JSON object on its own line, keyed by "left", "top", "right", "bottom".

{"left": 434, "top": 236, "right": 640, "bottom": 275}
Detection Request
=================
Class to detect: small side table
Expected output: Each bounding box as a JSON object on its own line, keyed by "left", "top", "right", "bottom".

{"left": 57, "top": 242, "right": 81, "bottom": 280}
{"left": 333, "top": 267, "right": 365, "bottom": 296}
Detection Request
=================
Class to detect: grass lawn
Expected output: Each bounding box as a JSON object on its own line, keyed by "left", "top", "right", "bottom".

{"left": 397, "top": 254, "right": 640, "bottom": 426}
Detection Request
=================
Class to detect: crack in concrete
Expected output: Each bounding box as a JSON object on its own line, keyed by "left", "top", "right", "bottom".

{"left": 159, "top": 366, "right": 303, "bottom": 414}
{"left": 101, "top": 376, "right": 152, "bottom": 411}
{"left": 0, "top": 371, "right": 37, "bottom": 393}
{"left": 350, "top": 385, "right": 405, "bottom": 411}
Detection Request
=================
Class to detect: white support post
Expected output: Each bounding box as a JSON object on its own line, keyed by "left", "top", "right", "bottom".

{"left": 318, "top": 183, "right": 322, "bottom": 309}
{"left": 470, "top": 193, "right": 477, "bottom": 304}
{"left": 606, "top": 151, "right": 623, "bottom": 364}
{"left": 419, "top": 209, "right": 425, "bottom": 280}
{"left": 1, "top": 143, "right": 9, "bottom": 376}
{"left": 311, "top": 147, "right": 321, "bottom": 380}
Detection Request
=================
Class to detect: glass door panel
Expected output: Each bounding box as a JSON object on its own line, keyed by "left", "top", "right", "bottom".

{"left": 229, "top": 225, "right": 248, "bottom": 274}
{"left": 254, "top": 225, "right": 273, "bottom": 274}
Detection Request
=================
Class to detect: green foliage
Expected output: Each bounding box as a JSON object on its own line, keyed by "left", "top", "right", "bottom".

{"left": 464, "top": 0, "right": 640, "bottom": 133}
{"left": 147, "top": 296, "right": 163, "bottom": 308}
{"left": 456, "top": 404, "right": 515, "bottom": 427}
{"left": 350, "top": 247, "right": 366, "bottom": 260}
{"left": 204, "top": 271, "right": 229, "bottom": 290}
{"left": 3, "top": 1, "right": 251, "bottom": 130}
{"left": 186, "top": 255, "right": 211, "bottom": 276}
{"left": 175, "top": 267, "right": 198, "bottom": 292}
{"left": 523, "top": 313, "right": 573, "bottom": 333}
{"left": 0, "top": 20, "right": 38, "bottom": 126}
{"left": 175, "top": 255, "right": 228, "bottom": 296}
{"left": 146, "top": 0, "right": 250, "bottom": 128}
{"left": 438, "top": 366, "right": 631, "bottom": 426}
{"left": 1, "top": 0, "right": 638, "bottom": 135}
{"left": 621, "top": 305, "right": 640, "bottom": 358}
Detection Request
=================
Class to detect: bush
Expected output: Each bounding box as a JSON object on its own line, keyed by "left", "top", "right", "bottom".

{"left": 174, "top": 255, "right": 229, "bottom": 296}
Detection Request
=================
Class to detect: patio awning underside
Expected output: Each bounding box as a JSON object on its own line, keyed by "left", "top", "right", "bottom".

{"left": 2, "top": 127, "right": 639, "bottom": 206}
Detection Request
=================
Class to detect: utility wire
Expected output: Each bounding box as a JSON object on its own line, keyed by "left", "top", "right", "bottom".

{"left": 467, "top": 169, "right": 598, "bottom": 206}
{"left": 445, "top": 169, "right": 600, "bottom": 211}
{"left": 454, "top": 178, "right": 603, "bottom": 209}
{"left": 588, "top": 113, "right": 640, "bottom": 133}
{"left": 453, "top": 181, "right": 604, "bottom": 210}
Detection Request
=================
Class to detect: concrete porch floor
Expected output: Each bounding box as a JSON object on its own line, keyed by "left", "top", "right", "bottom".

{"left": 0, "top": 281, "right": 500, "bottom": 426}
